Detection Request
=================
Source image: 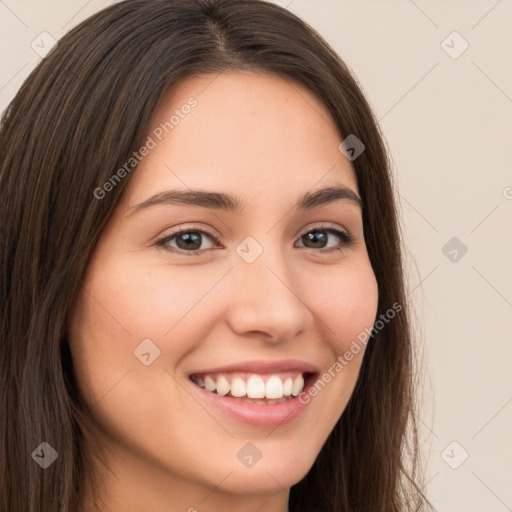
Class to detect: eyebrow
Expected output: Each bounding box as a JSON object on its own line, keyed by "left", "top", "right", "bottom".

{"left": 127, "top": 184, "right": 363, "bottom": 216}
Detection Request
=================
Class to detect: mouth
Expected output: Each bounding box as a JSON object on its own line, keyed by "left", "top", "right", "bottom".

{"left": 186, "top": 360, "right": 319, "bottom": 428}
{"left": 189, "top": 371, "right": 314, "bottom": 404}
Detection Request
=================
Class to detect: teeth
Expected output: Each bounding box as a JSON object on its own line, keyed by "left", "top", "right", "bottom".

{"left": 283, "top": 377, "right": 293, "bottom": 396}
{"left": 246, "top": 375, "right": 265, "bottom": 398}
{"left": 230, "top": 377, "right": 246, "bottom": 397}
{"left": 265, "top": 376, "right": 284, "bottom": 399}
{"left": 204, "top": 376, "right": 216, "bottom": 392}
{"left": 291, "top": 375, "right": 304, "bottom": 396}
{"left": 216, "top": 376, "right": 230, "bottom": 396}
{"left": 191, "top": 372, "right": 307, "bottom": 400}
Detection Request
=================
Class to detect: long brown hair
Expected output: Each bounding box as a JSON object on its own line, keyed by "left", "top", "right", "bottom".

{"left": 0, "top": 1, "right": 435, "bottom": 510}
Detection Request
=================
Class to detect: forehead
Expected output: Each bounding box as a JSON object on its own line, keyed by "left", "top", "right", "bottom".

{"left": 122, "top": 71, "right": 358, "bottom": 207}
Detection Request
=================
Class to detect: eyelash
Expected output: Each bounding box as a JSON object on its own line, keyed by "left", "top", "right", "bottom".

{"left": 155, "top": 224, "right": 354, "bottom": 257}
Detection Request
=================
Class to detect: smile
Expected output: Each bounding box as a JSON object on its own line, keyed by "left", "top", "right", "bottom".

{"left": 189, "top": 371, "right": 306, "bottom": 403}
{"left": 187, "top": 361, "right": 319, "bottom": 428}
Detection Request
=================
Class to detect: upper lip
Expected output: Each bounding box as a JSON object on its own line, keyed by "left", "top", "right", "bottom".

{"left": 189, "top": 359, "right": 320, "bottom": 376}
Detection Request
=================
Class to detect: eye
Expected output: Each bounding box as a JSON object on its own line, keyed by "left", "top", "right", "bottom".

{"left": 295, "top": 224, "right": 354, "bottom": 252}
{"left": 155, "top": 224, "right": 354, "bottom": 257}
{"left": 156, "top": 227, "right": 220, "bottom": 256}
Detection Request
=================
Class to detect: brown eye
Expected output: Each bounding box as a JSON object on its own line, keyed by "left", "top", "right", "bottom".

{"left": 174, "top": 231, "right": 202, "bottom": 251}
{"left": 155, "top": 224, "right": 353, "bottom": 257}
{"left": 296, "top": 226, "right": 353, "bottom": 251}
{"left": 156, "top": 228, "right": 218, "bottom": 256}
{"left": 300, "top": 230, "right": 328, "bottom": 249}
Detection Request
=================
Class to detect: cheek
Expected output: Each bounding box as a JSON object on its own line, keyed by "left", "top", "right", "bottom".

{"left": 67, "top": 255, "right": 229, "bottom": 394}
{"left": 299, "top": 259, "right": 378, "bottom": 438}
{"left": 77, "top": 253, "right": 227, "bottom": 342}
{"left": 67, "top": 255, "right": 230, "bottom": 456}
{"left": 312, "top": 259, "right": 379, "bottom": 353}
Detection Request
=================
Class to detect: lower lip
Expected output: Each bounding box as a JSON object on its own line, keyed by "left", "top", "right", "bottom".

{"left": 187, "top": 375, "right": 315, "bottom": 428}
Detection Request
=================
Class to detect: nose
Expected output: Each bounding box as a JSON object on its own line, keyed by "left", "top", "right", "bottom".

{"left": 225, "top": 244, "right": 313, "bottom": 343}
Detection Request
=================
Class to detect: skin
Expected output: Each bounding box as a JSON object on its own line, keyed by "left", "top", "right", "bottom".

{"left": 68, "top": 71, "right": 379, "bottom": 512}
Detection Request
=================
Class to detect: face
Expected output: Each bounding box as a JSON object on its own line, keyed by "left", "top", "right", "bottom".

{"left": 69, "top": 71, "right": 379, "bottom": 509}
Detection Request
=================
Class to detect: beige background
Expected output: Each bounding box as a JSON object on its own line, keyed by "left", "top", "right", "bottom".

{"left": 1, "top": 1, "right": 511, "bottom": 510}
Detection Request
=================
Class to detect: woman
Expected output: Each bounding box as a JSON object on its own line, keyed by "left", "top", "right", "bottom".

{"left": 0, "top": 0, "right": 435, "bottom": 510}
